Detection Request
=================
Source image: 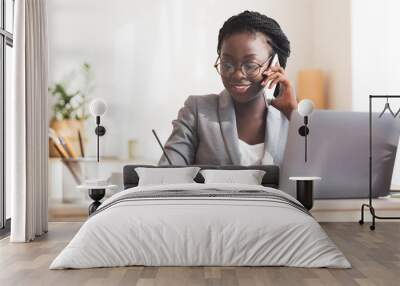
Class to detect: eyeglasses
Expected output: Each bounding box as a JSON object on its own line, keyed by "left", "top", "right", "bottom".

{"left": 214, "top": 54, "right": 274, "bottom": 78}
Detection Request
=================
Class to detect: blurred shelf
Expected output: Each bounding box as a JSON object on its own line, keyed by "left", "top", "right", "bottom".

{"left": 48, "top": 156, "right": 157, "bottom": 214}
{"left": 49, "top": 156, "right": 157, "bottom": 164}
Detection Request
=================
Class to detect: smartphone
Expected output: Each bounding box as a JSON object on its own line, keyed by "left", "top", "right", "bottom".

{"left": 263, "top": 53, "right": 280, "bottom": 106}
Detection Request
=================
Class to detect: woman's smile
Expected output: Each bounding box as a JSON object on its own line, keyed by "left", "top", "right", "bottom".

{"left": 230, "top": 83, "right": 251, "bottom": 94}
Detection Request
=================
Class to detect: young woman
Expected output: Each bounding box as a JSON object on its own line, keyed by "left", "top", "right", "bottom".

{"left": 158, "top": 10, "right": 298, "bottom": 166}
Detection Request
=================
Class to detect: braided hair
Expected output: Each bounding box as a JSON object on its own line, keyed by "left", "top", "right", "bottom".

{"left": 217, "top": 10, "right": 291, "bottom": 69}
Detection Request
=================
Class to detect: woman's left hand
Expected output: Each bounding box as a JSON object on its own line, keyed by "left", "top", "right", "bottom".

{"left": 261, "top": 63, "right": 298, "bottom": 120}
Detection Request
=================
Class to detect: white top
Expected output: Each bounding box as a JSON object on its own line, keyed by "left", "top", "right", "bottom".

{"left": 238, "top": 139, "right": 274, "bottom": 166}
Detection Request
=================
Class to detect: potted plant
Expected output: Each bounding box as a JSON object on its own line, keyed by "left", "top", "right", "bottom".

{"left": 49, "top": 62, "right": 95, "bottom": 158}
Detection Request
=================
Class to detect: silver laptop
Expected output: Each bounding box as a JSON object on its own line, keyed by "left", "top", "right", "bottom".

{"left": 279, "top": 110, "right": 400, "bottom": 199}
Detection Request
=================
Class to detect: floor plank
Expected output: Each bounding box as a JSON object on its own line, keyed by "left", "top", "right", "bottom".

{"left": 0, "top": 222, "right": 399, "bottom": 286}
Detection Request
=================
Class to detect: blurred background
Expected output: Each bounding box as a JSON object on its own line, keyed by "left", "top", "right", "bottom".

{"left": 45, "top": 0, "right": 400, "bottom": 218}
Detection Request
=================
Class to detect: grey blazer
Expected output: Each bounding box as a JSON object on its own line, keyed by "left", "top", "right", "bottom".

{"left": 158, "top": 89, "right": 289, "bottom": 166}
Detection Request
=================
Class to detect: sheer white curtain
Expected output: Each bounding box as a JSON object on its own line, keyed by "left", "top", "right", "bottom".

{"left": 9, "top": 0, "right": 49, "bottom": 242}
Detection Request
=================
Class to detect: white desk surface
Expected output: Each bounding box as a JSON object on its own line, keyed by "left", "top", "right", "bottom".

{"left": 289, "top": 176, "right": 321, "bottom": 181}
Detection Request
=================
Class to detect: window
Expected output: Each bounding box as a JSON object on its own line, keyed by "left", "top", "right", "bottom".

{"left": 0, "top": 0, "right": 14, "bottom": 235}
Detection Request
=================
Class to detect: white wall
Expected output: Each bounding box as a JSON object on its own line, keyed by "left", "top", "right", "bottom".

{"left": 351, "top": 0, "right": 400, "bottom": 112}
{"left": 47, "top": 0, "right": 315, "bottom": 162}
{"left": 351, "top": 0, "right": 400, "bottom": 187}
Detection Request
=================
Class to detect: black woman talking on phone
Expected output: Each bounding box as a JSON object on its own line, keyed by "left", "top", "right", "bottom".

{"left": 159, "top": 10, "right": 298, "bottom": 167}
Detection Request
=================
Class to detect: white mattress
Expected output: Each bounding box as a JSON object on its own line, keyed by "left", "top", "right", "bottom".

{"left": 50, "top": 183, "right": 351, "bottom": 269}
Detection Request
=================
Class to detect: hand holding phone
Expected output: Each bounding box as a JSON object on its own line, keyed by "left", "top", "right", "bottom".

{"left": 261, "top": 54, "right": 297, "bottom": 119}
{"left": 262, "top": 53, "right": 280, "bottom": 106}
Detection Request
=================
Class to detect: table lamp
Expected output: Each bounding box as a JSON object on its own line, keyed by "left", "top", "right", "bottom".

{"left": 89, "top": 98, "right": 107, "bottom": 162}
{"left": 298, "top": 99, "right": 314, "bottom": 162}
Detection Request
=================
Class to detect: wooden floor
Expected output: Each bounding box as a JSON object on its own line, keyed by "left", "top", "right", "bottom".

{"left": 0, "top": 222, "right": 399, "bottom": 286}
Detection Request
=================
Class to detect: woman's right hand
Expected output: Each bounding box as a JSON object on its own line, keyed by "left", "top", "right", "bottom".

{"left": 261, "top": 63, "right": 298, "bottom": 120}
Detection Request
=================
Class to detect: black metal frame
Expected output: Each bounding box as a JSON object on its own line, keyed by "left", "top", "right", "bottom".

{"left": 359, "top": 95, "right": 400, "bottom": 230}
{"left": 0, "top": 0, "right": 14, "bottom": 233}
{"left": 94, "top": 115, "right": 106, "bottom": 162}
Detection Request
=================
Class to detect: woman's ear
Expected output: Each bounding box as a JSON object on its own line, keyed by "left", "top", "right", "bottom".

{"left": 261, "top": 71, "right": 269, "bottom": 86}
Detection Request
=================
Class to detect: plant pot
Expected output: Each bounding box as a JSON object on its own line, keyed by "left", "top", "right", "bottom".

{"left": 49, "top": 119, "right": 87, "bottom": 158}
